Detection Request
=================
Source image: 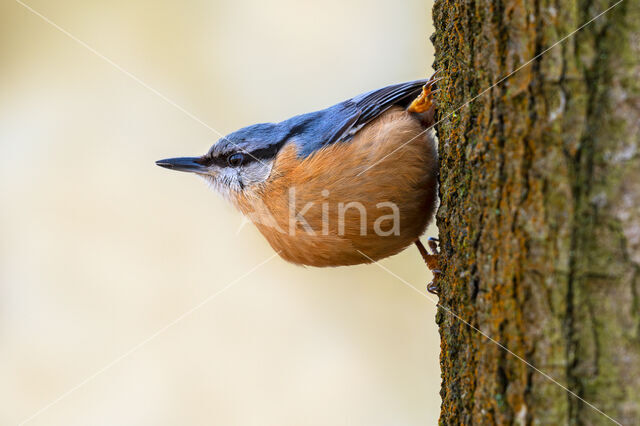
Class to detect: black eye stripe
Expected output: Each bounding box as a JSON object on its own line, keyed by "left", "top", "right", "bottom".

{"left": 204, "top": 152, "right": 253, "bottom": 167}
{"left": 206, "top": 139, "right": 288, "bottom": 167}
{"left": 203, "top": 156, "right": 227, "bottom": 167}
{"left": 248, "top": 141, "right": 287, "bottom": 160}
{"left": 202, "top": 139, "right": 287, "bottom": 167}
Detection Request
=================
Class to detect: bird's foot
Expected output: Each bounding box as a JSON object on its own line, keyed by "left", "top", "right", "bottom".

{"left": 427, "top": 271, "right": 441, "bottom": 295}
{"left": 416, "top": 237, "right": 441, "bottom": 295}
{"left": 407, "top": 72, "right": 441, "bottom": 115}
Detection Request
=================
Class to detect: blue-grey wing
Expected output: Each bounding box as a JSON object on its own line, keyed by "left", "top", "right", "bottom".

{"left": 284, "top": 79, "right": 428, "bottom": 157}
{"left": 327, "top": 79, "right": 428, "bottom": 143}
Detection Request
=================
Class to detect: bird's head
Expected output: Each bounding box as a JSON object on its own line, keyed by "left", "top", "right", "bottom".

{"left": 156, "top": 122, "right": 293, "bottom": 200}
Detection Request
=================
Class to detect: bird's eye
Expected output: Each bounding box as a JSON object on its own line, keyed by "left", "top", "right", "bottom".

{"left": 227, "top": 153, "right": 245, "bottom": 167}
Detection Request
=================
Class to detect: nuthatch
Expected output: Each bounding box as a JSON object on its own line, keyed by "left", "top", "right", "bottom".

{"left": 157, "top": 75, "right": 441, "bottom": 292}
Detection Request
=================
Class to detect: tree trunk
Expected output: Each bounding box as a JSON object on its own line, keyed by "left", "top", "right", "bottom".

{"left": 431, "top": 0, "right": 640, "bottom": 424}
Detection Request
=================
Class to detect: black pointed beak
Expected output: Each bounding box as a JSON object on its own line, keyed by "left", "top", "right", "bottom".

{"left": 155, "top": 157, "right": 208, "bottom": 173}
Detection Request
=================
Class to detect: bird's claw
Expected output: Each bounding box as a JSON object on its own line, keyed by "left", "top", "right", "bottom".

{"left": 427, "top": 237, "right": 439, "bottom": 254}
{"left": 407, "top": 73, "right": 441, "bottom": 114}
{"left": 415, "top": 238, "right": 441, "bottom": 295}
{"left": 426, "top": 237, "right": 441, "bottom": 295}
{"left": 427, "top": 269, "right": 441, "bottom": 295}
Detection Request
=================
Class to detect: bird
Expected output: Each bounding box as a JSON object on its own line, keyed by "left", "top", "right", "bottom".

{"left": 157, "top": 75, "right": 441, "bottom": 293}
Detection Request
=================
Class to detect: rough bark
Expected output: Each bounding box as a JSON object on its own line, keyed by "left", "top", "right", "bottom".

{"left": 432, "top": 0, "right": 640, "bottom": 424}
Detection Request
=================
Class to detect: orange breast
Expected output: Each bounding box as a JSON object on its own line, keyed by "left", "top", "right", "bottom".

{"left": 235, "top": 107, "right": 438, "bottom": 267}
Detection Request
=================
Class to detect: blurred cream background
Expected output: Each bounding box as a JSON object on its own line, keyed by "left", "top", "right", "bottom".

{"left": 0, "top": 0, "right": 438, "bottom": 424}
